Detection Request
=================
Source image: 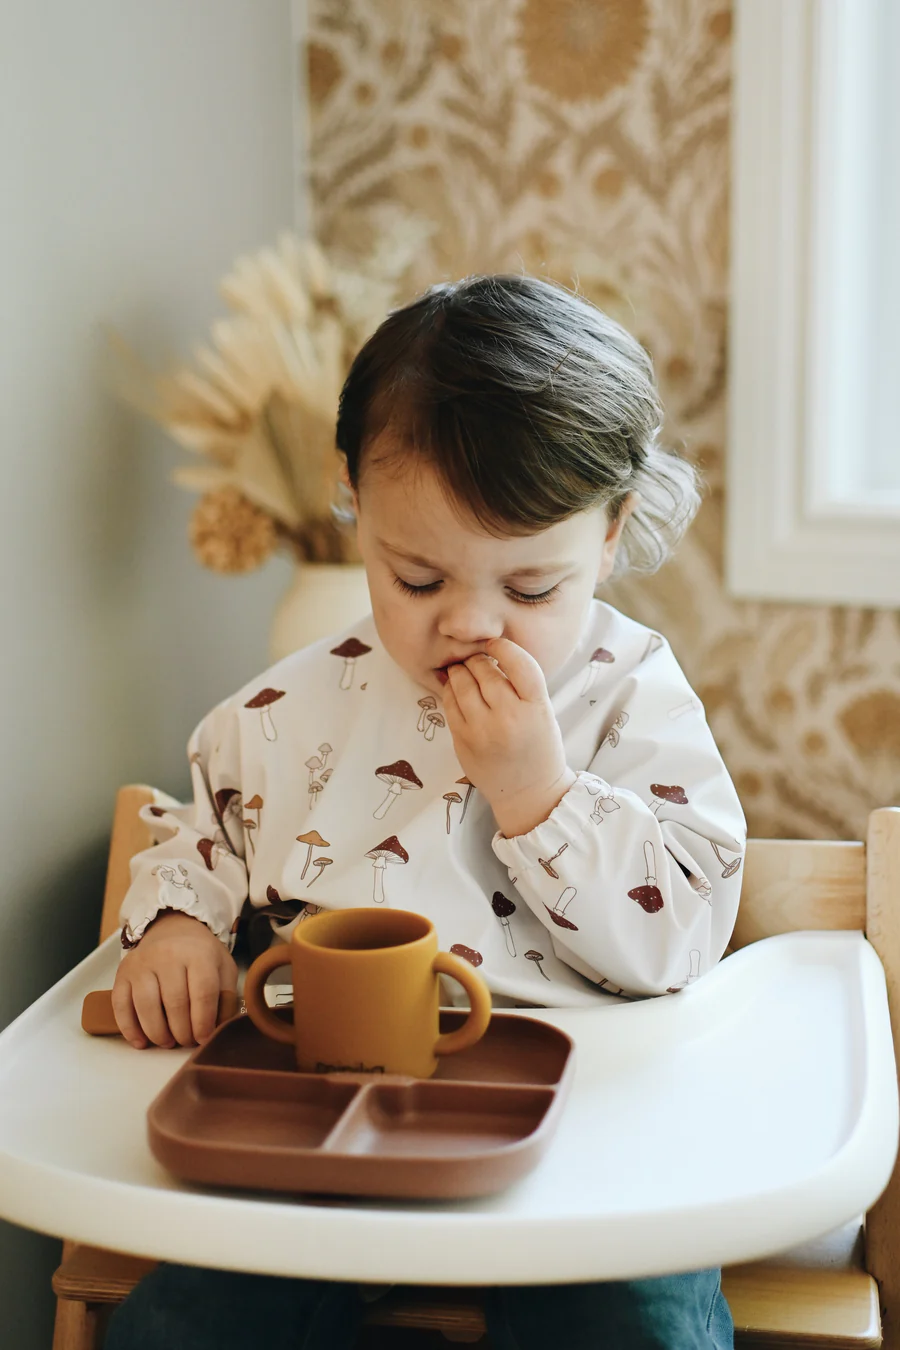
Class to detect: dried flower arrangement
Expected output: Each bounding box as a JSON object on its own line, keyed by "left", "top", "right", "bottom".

{"left": 111, "top": 229, "right": 421, "bottom": 572}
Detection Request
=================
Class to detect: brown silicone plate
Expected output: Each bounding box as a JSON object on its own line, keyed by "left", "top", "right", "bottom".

{"left": 147, "top": 1010, "right": 574, "bottom": 1200}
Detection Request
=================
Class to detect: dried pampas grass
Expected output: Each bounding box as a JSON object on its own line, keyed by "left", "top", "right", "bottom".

{"left": 108, "top": 226, "right": 429, "bottom": 571}
{"left": 189, "top": 488, "right": 278, "bottom": 573}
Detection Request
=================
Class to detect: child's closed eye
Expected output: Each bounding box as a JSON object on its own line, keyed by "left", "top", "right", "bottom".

{"left": 392, "top": 576, "right": 560, "bottom": 606}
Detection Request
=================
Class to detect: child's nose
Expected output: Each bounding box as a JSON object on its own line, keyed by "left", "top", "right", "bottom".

{"left": 437, "top": 594, "right": 504, "bottom": 645}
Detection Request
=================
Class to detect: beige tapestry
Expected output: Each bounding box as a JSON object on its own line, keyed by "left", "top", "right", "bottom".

{"left": 302, "top": 0, "right": 900, "bottom": 840}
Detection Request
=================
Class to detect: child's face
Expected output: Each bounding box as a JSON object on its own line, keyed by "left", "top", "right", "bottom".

{"left": 346, "top": 445, "right": 631, "bottom": 695}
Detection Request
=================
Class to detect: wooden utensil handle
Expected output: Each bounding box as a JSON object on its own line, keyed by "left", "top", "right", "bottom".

{"left": 81, "top": 988, "right": 241, "bottom": 1037}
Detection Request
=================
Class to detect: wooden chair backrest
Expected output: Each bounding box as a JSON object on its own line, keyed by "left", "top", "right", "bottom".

{"left": 731, "top": 839, "right": 866, "bottom": 948}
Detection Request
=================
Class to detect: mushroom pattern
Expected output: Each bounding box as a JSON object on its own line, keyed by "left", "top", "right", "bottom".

{"left": 196, "top": 838, "right": 223, "bottom": 871}
{"left": 450, "top": 943, "right": 483, "bottom": 967}
{"left": 628, "top": 842, "right": 665, "bottom": 913}
{"left": 711, "top": 841, "right": 742, "bottom": 878}
{"left": 667, "top": 949, "right": 702, "bottom": 992}
{"left": 330, "top": 637, "right": 372, "bottom": 690}
{"left": 218, "top": 790, "right": 244, "bottom": 856}
{"left": 296, "top": 829, "right": 330, "bottom": 881}
{"left": 214, "top": 786, "right": 242, "bottom": 821}
{"left": 538, "top": 841, "right": 568, "bottom": 878}
{"left": 150, "top": 863, "right": 195, "bottom": 894}
{"left": 456, "top": 777, "right": 475, "bottom": 822}
{"left": 650, "top": 783, "right": 689, "bottom": 814}
{"left": 258, "top": 885, "right": 305, "bottom": 928}
{"left": 604, "top": 710, "right": 629, "bottom": 748}
{"left": 424, "top": 710, "right": 445, "bottom": 741}
{"left": 373, "top": 759, "right": 423, "bottom": 819}
{"left": 209, "top": 787, "right": 239, "bottom": 844}
{"left": 308, "top": 857, "right": 333, "bottom": 887}
{"left": 200, "top": 781, "right": 241, "bottom": 853}
{"left": 417, "top": 695, "right": 437, "bottom": 732}
{"left": 544, "top": 885, "right": 579, "bottom": 930}
{"left": 443, "top": 791, "right": 462, "bottom": 833}
{"left": 492, "top": 891, "right": 517, "bottom": 956}
{"left": 584, "top": 779, "right": 620, "bottom": 823}
{"left": 580, "top": 647, "right": 615, "bottom": 696}
{"left": 304, "top": 748, "right": 334, "bottom": 810}
{"left": 241, "top": 792, "right": 264, "bottom": 856}
{"left": 365, "top": 835, "right": 409, "bottom": 903}
{"left": 244, "top": 688, "right": 286, "bottom": 742}
{"left": 298, "top": 903, "right": 321, "bottom": 923}
{"left": 591, "top": 787, "right": 620, "bottom": 824}
{"left": 525, "top": 949, "right": 550, "bottom": 981}
{"left": 120, "top": 925, "right": 139, "bottom": 950}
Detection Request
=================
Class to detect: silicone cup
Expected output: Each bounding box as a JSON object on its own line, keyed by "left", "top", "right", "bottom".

{"left": 242, "top": 942, "right": 492, "bottom": 1063}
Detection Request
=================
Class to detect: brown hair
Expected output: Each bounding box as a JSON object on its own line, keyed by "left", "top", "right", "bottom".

{"left": 335, "top": 273, "right": 699, "bottom": 573}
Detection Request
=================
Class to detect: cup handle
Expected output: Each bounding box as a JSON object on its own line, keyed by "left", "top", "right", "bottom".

{"left": 431, "top": 952, "right": 492, "bottom": 1057}
{"left": 242, "top": 944, "right": 295, "bottom": 1045}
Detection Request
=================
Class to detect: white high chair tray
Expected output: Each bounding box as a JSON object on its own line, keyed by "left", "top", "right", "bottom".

{"left": 0, "top": 930, "right": 894, "bottom": 1286}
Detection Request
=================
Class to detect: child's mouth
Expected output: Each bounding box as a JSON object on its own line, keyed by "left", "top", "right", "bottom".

{"left": 434, "top": 660, "right": 463, "bottom": 685}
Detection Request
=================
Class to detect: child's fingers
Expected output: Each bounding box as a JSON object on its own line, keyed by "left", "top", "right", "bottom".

{"left": 438, "top": 673, "right": 462, "bottom": 726}
{"left": 445, "top": 661, "right": 489, "bottom": 716}
{"left": 130, "top": 972, "right": 176, "bottom": 1048}
{"left": 156, "top": 967, "right": 197, "bottom": 1047}
{"left": 462, "top": 652, "right": 515, "bottom": 707}
{"left": 110, "top": 979, "right": 148, "bottom": 1049}
{"left": 484, "top": 638, "right": 547, "bottom": 701}
{"left": 216, "top": 949, "right": 239, "bottom": 994}
{"left": 187, "top": 963, "right": 224, "bottom": 1044}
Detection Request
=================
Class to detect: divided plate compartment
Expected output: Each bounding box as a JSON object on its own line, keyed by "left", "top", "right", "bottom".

{"left": 147, "top": 1010, "right": 574, "bottom": 1200}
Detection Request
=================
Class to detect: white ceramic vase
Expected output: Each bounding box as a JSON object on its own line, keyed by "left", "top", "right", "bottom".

{"left": 269, "top": 563, "right": 371, "bottom": 664}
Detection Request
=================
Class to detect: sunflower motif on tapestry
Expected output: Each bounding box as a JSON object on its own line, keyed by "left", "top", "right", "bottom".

{"left": 518, "top": 0, "right": 649, "bottom": 104}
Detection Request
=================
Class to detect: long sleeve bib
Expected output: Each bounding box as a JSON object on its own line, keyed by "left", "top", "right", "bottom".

{"left": 119, "top": 601, "right": 746, "bottom": 1007}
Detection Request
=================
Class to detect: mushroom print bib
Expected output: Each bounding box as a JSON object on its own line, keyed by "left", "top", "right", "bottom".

{"left": 119, "top": 604, "right": 746, "bottom": 1007}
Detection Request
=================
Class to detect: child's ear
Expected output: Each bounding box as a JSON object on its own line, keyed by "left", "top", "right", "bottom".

{"left": 596, "top": 493, "right": 638, "bottom": 585}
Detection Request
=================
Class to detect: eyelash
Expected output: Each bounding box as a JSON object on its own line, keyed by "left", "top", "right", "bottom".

{"left": 392, "top": 577, "right": 560, "bottom": 606}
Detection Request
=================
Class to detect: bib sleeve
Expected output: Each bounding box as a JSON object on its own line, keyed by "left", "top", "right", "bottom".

{"left": 492, "top": 640, "right": 746, "bottom": 997}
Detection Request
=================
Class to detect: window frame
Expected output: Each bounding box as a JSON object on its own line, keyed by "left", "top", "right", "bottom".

{"left": 726, "top": 0, "right": 900, "bottom": 608}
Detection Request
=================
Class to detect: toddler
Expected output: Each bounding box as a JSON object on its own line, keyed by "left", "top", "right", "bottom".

{"left": 107, "top": 274, "right": 743, "bottom": 1350}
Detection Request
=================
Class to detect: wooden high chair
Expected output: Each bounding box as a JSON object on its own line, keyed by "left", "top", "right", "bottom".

{"left": 52, "top": 786, "right": 900, "bottom": 1350}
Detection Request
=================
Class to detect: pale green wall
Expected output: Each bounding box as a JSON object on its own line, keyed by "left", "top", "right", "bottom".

{"left": 0, "top": 2, "right": 297, "bottom": 1342}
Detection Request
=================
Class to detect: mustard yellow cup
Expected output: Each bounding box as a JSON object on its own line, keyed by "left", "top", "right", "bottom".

{"left": 242, "top": 908, "right": 492, "bottom": 1077}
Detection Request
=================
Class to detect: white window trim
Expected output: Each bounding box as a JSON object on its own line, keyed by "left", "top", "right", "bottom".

{"left": 727, "top": 0, "right": 900, "bottom": 608}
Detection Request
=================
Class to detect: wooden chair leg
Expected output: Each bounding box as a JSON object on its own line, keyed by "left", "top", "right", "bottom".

{"left": 864, "top": 807, "right": 900, "bottom": 1349}
{"left": 52, "top": 1297, "right": 103, "bottom": 1350}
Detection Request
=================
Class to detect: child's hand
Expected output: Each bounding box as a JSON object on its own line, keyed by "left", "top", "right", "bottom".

{"left": 441, "top": 637, "right": 576, "bottom": 839}
{"left": 112, "top": 910, "right": 238, "bottom": 1050}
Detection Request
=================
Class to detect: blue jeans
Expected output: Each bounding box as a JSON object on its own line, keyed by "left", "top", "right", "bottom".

{"left": 105, "top": 1262, "right": 733, "bottom": 1349}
